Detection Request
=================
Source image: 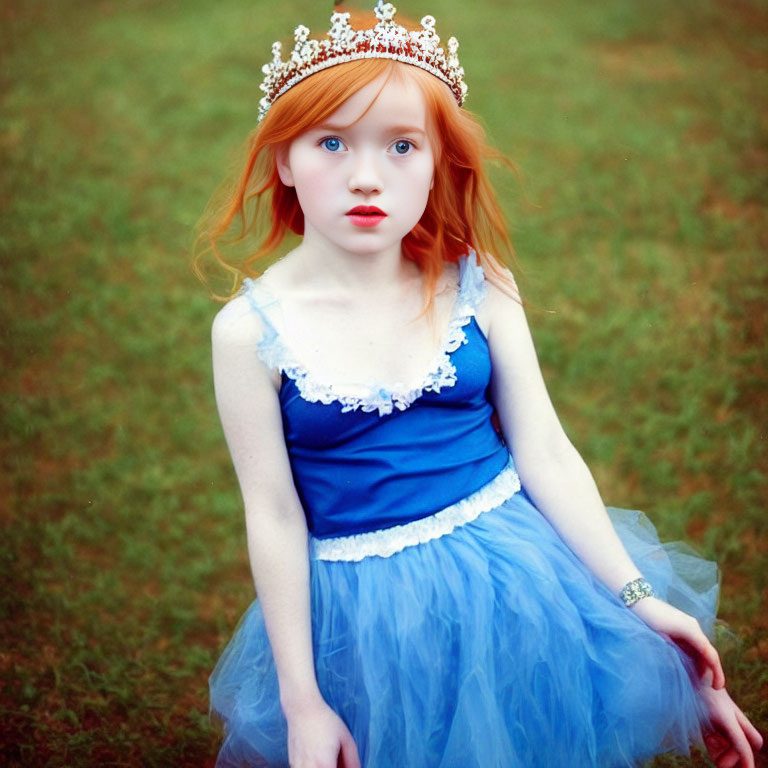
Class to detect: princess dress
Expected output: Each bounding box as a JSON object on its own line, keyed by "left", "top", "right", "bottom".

{"left": 209, "top": 253, "right": 719, "bottom": 768}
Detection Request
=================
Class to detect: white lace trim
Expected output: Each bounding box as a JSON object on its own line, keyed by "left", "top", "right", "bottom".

{"left": 242, "top": 252, "right": 488, "bottom": 416}
{"left": 310, "top": 460, "right": 521, "bottom": 562}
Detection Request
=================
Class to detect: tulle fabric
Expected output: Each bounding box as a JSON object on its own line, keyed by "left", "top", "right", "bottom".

{"left": 210, "top": 490, "right": 717, "bottom": 768}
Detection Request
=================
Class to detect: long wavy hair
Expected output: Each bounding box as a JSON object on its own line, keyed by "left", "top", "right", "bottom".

{"left": 195, "top": 12, "right": 516, "bottom": 304}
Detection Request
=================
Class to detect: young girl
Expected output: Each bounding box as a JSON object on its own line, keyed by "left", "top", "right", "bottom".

{"left": 201, "top": 4, "right": 762, "bottom": 767}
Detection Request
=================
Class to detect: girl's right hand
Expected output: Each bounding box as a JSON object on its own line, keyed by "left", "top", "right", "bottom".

{"left": 286, "top": 698, "right": 361, "bottom": 768}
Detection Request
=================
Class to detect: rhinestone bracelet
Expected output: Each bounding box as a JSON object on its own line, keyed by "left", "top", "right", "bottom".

{"left": 619, "top": 577, "right": 655, "bottom": 607}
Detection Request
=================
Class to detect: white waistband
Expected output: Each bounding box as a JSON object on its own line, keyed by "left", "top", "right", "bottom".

{"left": 309, "top": 459, "right": 521, "bottom": 562}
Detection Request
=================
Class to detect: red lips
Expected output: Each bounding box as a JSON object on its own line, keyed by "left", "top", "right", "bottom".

{"left": 346, "top": 206, "right": 387, "bottom": 227}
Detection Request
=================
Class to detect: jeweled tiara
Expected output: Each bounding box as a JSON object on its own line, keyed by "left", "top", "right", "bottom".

{"left": 257, "top": 1, "right": 467, "bottom": 121}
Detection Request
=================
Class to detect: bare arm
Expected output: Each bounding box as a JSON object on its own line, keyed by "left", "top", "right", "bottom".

{"left": 480, "top": 278, "right": 724, "bottom": 688}
{"left": 212, "top": 297, "right": 359, "bottom": 768}
{"left": 484, "top": 279, "right": 765, "bottom": 767}
{"left": 482, "top": 281, "right": 641, "bottom": 595}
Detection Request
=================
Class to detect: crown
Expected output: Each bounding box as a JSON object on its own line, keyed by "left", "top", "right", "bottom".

{"left": 257, "top": 1, "right": 467, "bottom": 121}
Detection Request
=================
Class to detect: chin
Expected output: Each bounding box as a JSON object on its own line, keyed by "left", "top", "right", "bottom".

{"left": 337, "top": 236, "right": 402, "bottom": 255}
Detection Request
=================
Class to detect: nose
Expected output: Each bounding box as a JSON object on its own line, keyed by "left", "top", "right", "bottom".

{"left": 348, "top": 150, "right": 383, "bottom": 195}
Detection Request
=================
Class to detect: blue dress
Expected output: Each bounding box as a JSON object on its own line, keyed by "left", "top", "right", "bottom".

{"left": 209, "top": 254, "right": 719, "bottom": 768}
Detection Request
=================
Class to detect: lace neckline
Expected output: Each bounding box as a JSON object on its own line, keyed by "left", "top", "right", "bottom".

{"left": 241, "top": 253, "right": 487, "bottom": 416}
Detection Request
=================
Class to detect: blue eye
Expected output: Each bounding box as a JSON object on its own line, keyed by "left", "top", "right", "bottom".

{"left": 321, "top": 137, "right": 344, "bottom": 152}
{"left": 393, "top": 140, "right": 412, "bottom": 155}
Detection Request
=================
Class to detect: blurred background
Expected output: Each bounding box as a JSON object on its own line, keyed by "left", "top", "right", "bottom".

{"left": 1, "top": 0, "right": 765, "bottom": 765}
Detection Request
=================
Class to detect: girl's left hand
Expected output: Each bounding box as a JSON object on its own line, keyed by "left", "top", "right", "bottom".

{"left": 628, "top": 596, "right": 725, "bottom": 689}
{"left": 631, "top": 598, "right": 763, "bottom": 765}
{"left": 699, "top": 677, "right": 763, "bottom": 768}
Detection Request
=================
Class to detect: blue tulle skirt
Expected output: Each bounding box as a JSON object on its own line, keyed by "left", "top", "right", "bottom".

{"left": 209, "top": 487, "right": 719, "bottom": 768}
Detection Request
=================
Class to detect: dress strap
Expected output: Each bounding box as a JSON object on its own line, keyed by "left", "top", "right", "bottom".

{"left": 239, "top": 278, "right": 292, "bottom": 374}
{"left": 457, "top": 249, "right": 488, "bottom": 315}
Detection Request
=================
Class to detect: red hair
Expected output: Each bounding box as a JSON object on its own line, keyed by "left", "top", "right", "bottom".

{"left": 195, "top": 16, "right": 516, "bottom": 303}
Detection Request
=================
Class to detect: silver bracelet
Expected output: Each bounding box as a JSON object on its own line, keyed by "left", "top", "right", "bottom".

{"left": 619, "top": 577, "right": 655, "bottom": 607}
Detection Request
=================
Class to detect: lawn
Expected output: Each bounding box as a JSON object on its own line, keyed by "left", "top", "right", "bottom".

{"left": 1, "top": 0, "right": 765, "bottom": 765}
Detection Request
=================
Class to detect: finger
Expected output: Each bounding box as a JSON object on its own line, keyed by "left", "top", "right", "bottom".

{"left": 705, "top": 701, "right": 755, "bottom": 768}
{"left": 735, "top": 706, "right": 764, "bottom": 751}
{"left": 705, "top": 731, "right": 729, "bottom": 761}
{"left": 339, "top": 732, "right": 361, "bottom": 768}
{"left": 684, "top": 632, "right": 726, "bottom": 689}
{"left": 672, "top": 631, "right": 725, "bottom": 689}
{"left": 708, "top": 731, "right": 740, "bottom": 765}
{"left": 698, "top": 638, "right": 726, "bottom": 689}
{"left": 719, "top": 717, "right": 756, "bottom": 768}
{"left": 717, "top": 749, "right": 740, "bottom": 768}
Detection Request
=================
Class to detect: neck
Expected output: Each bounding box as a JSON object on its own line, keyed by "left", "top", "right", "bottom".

{"left": 290, "top": 227, "right": 417, "bottom": 294}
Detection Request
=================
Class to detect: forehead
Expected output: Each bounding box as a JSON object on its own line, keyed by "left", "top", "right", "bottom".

{"left": 320, "top": 70, "right": 428, "bottom": 131}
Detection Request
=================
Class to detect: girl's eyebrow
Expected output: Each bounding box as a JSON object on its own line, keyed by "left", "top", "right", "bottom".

{"left": 312, "top": 123, "right": 426, "bottom": 137}
{"left": 386, "top": 125, "right": 427, "bottom": 137}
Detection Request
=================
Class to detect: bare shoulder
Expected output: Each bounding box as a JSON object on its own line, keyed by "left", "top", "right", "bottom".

{"left": 210, "top": 290, "right": 283, "bottom": 392}
{"left": 476, "top": 266, "right": 525, "bottom": 338}
{"left": 211, "top": 247, "right": 307, "bottom": 344}
{"left": 212, "top": 293, "right": 265, "bottom": 349}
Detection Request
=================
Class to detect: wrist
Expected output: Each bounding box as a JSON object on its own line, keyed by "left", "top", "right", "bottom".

{"left": 280, "top": 684, "right": 326, "bottom": 720}
{"left": 626, "top": 594, "right": 664, "bottom": 620}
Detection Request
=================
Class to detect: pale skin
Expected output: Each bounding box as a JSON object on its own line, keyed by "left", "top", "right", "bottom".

{"left": 211, "top": 72, "right": 762, "bottom": 768}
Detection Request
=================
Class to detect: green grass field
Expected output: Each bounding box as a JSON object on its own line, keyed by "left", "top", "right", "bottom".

{"left": 1, "top": 0, "right": 765, "bottom": 765}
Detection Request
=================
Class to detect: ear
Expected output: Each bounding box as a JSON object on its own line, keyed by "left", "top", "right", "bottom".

{"left": 275, "top": 144, "right": 295, "bottom": 187}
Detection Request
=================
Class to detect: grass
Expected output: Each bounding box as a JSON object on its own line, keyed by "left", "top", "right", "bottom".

{"left": 1, "top": 0, "right": 766, "bottom": 765}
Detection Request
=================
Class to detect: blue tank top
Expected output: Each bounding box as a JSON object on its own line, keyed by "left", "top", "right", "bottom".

{"left": 242, "top": 253, "right": 511, "bottom": 539}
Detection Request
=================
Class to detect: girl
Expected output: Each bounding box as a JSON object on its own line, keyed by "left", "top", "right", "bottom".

{"left": 200, "top": 4, "right": 762, "bottom": 767}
